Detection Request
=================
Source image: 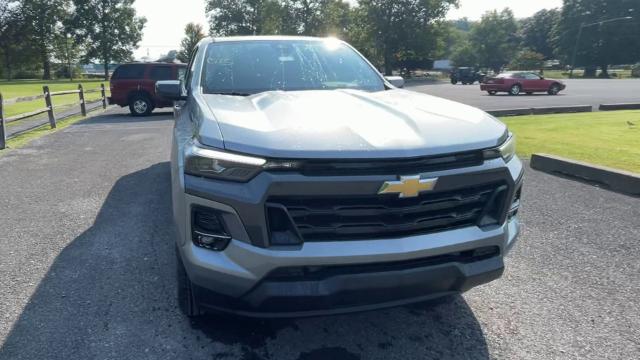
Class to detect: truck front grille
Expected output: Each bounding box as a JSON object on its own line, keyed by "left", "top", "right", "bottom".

{"left": 267, "top": 182, "right": 508, "bottom": 242}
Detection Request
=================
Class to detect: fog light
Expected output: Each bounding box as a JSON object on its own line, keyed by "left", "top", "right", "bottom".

{"left": 191, "top": 206, "right": 231, "bottom": 251}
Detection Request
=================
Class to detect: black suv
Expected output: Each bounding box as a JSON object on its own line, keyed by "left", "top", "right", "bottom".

{"left": 450, "top": 67, "right": 485, "bottom": 85}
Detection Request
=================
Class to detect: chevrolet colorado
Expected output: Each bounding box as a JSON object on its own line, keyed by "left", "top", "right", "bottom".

{"left": 156, "top": 36, "right": 523, "bottom": 318}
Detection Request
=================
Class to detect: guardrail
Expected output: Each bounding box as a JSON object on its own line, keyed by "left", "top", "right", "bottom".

{"left": 0, "top": 84, "right": 108, "bottom": 149}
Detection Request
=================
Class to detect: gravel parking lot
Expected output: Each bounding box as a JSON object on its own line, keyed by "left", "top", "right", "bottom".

{"left": 1, "top": 109, "right": 639, "bottom": 360}
{"left": 407, "top": 79, "right": 640, "bottom": 111}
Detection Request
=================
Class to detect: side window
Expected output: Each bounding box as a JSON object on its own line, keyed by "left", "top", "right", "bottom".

{"left": 184, "top": 48, "right": 199, "bottom": 90}
{"left": 149, "top": 66, "right": 173, "bottom": 81}
{"left": 524, "top": 73, "right": 540, "bottom": 80}
{"left": 112, "top": 64, "right": 145, "bottom": 79}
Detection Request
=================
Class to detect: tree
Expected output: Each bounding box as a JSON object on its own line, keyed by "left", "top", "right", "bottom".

{"left": 52, "top": 30, "right": 83, "bottom": 80}
{"left": 71, "top": 0, "right": 146, "bottom": 80}
{"left": 0, "top": 0, "right": 20, "bottom": 79}
{"left": 471, "top": 9, "right": 519, "bottom": 73}
{"left": 555, "top": 0, "right": 640, "bottom": 77}
{"left": 508, "top": 49, "right": 545, "bottom": 70}
{"left": 451, "top": 42, "right": 478, "bottom": 67}
{"left": 279, "top": 0, "right": 351, "bottom": 36}
{"left": 519, "top": 9, "right": 560, "bottom": 59}
{"left": 21, "top": 0, "right": 70, "bottom": 79}
{"left": 206, "top": 0, "right": 282, "bottom": 36}
{"left": 177, "top": 23, "right": 206, "bottom": 63}
{"left": 357, "top": 0, "right": 458, "bottom": 75}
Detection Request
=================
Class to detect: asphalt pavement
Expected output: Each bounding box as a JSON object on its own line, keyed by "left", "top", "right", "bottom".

{"left": 1, "top": 108, "right": 639, "bottom": 360}
{"left": 407, "top": 79, "right": 640, "bottom": 111}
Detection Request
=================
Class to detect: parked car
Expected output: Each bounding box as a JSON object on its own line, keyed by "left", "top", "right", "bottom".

{"left": 481, "top": 72, "right": 566, "bottom": 96}
{"left": 157, "top": 36, "right": 523, "bottom": 318}
{"left": 109, "top": 62, "right": 187, "bottom": 116}
{"left": 450, "top": 67, "right": 486, "bottom": 85}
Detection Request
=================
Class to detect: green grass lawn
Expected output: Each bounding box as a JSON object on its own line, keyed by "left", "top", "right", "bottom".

{"left": 0, "top": 79, "right": 109, "bottom": 118}
{"left": 502, "top": 110, "right": 640, "bottom": 173}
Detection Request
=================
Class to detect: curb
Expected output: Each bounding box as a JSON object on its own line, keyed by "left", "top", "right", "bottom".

{"left": 599, "top": 103, "right": 640, "bottom": 111}
{"left": 488, "top": 105, "right": 592, "bottom": 117}
{"left": 531, "top": 105, "right": 592, "bottom": 115}
{"left": 530, "top": 153, "right": 640, "bottom": 196}
{"left": 487, "top": 108, "right": 532, "bottom": 117}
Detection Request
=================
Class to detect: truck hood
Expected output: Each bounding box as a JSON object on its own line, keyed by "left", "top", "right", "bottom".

{"left": 199, "top": 89, "right": 507, "bottom": 159}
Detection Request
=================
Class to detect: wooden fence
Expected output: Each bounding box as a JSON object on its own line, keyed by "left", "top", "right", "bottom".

{"left": 0, "top": 83, "right": 108, "bottom": 150}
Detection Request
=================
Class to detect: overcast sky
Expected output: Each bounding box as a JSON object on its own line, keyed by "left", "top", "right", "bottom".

{"left": 133, "top": 0, "right": 563, "bottom": 60}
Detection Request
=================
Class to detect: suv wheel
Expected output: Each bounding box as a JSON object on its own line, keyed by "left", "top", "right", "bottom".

{"left": 488, "top": 90, "right": 497, "bottom": 95}
{"left": 548, "top": 84, "right": 561, "bottom": 95}
{"left": 509, "top": 84, "right": 521, "bottom": 96}
{"left": 129, "top": 95, "right": 153, "bottom": 116}
{"left": 450, "top": 78, "right": 457, "bottom": 85}
{"left": 176, "top": 248, "right": 203, "bottom": 317}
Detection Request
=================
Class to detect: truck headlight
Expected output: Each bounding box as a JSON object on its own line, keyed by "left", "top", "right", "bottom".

{"left": 185, "top": 142, "right": 267, "bottom": 182}
{"left": 484, "top": 135, "right": 516, "bottom": 162}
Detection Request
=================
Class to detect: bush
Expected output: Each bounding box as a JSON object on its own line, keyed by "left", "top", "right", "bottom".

{"left": 508, "top": 50, "right": 545, "bottom": 71}
{"left": 632, "top": 63, "right": 640, "bottom": 78}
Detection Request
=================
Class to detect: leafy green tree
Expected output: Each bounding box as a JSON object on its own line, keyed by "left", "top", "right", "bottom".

{"left": 519, "top": 9, "right": 560, "bottom": 59}
{"left": 357, "top": 0, "right": 458, "bottom": 75}
{"left": 71, "top": 0, "right": 146, "bottom": 80}
{"left": 52, "top": 30, "right": 83, "bottom": 80}
{"left": 207, "top": 0, "right": 281, "bottom": 36}
{"left": 508, "top": 49, "right": 545, "bottom": 70}
{"left": 21, "top": 0, "right": 70, "bottom": 79}
{"left": 177, "top": 23, "right": 206, "bottom": 63}
{"left": 451, "top": 42, "right": 478, "bottom": 67}
{"left": 555, "top": 0, "right": 640, "bottom": 77}
{"left": 0, "top": 0, "right": 20, "bottom": 79}
{"left": 471, "top": 8, "right": 519, "bottom": 73}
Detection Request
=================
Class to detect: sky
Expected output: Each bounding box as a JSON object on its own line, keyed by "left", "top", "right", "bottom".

{"left": 133, "top": 0, "right": 563, "bottom": 60}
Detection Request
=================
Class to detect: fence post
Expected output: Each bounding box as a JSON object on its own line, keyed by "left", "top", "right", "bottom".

{"left": 43, "top": 86, "right": 56, "bottom": 129}
{"left": 78, "top": 84, "right": 87, "bottom": 116}
{"left": 100, "top": 83, "right": 107, "bottom": 109}
{"left": 0, "top": 92, "right": 6, "bottom": 150}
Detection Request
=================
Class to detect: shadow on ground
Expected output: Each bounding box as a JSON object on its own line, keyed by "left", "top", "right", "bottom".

{"left": 0, "top": 163, "right": 489, "bottom": 360}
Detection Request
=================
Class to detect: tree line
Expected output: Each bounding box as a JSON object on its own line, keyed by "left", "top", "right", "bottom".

{"left": 0, "top": 0, "right": 145, "bottom": 80}
{"left": 448, "top": 0, "right": 640, "bottom": 76}
{"left": 2, "top": 0, "right": 638, "bottom": 81}
{"left": 198, "top": 0, "right": 639, "bottom": 77}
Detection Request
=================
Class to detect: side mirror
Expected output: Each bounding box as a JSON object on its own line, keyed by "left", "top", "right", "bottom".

{"left": 385, "top": 76, "right": 405, "bottom": 88}
{"left": 156, "top": 80, "right": 187, "bottom": 100}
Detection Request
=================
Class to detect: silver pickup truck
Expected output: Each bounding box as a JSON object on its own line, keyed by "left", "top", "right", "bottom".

{"left": 156, "top": 36, "right": 523, "bottom": 318}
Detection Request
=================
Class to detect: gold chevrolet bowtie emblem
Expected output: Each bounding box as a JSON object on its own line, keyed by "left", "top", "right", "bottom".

{"left": 378, "top": 175, "right": 438, "bottom": 198}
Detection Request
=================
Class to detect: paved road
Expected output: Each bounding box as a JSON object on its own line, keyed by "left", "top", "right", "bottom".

{"left": 1, "top": 109, "right": 639, "bottom": 360}
{"left": 407, "top": 79, "right": 640, "bottom": 111}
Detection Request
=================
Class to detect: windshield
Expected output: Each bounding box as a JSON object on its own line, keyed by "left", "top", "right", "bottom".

{"left": 201, "top": 40, "right": 385, "bottom": 95}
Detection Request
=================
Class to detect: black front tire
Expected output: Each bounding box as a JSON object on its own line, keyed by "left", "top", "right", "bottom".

{"left": 509, "top": 84, "right": 521, "bottom": 96}
{"left": 450, "top": 79, "right": 458, "bottom": 85}
{"left": 176, "top": 247, "right": 203, "bottom": 318}
{"left": 129, "top": 95, "right": 153, "bottom": 117}
{"left": 488, "top": 90, "right": 497, "bottom": 95}
{"left": 548, "top": 84, "right": 561, "bottom": 95}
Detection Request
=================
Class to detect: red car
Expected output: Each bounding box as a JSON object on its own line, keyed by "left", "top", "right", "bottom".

{"left": 109, "top": 62, "right": 187, "bottom": 116}
{"left": 480, "top": 72, "right": 566, "bottom": 96}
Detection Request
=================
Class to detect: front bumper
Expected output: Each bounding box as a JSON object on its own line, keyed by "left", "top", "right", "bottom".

{"left": 172, "top": 139, "right": 524, "bottom": 316}
{"left": 192, "top": 250, "right": 505, "bottom": 317}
